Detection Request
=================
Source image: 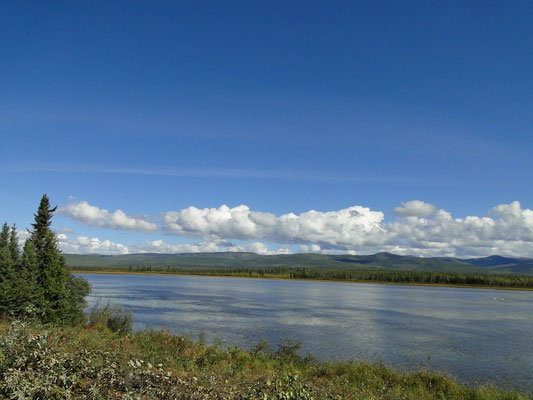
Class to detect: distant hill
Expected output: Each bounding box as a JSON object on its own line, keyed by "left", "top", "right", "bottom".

{"left": 64, "top": 252, "right": 533, "bottom": 276}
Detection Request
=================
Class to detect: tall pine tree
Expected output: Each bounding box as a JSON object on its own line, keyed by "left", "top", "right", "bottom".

{"left": 28, "top": 194, "right": 90, "bottom": 324}
{"left": 16, "top": 239, "right": 43, "bottom": 316}
{"left": 8, "top": 224, "right": 19, "bottom": 264}
{"left": 0, "top": 223, "right": 9, "bottom": 249}
{"left": 31, "top": 194, "right": 57, "bottom": 261}
{"left": 0, "top": 195, "right": 90, "bottom": 322}
{"left": 39, "top": 230, "right": 71, "bottom": 322}
{"left": 0, "top": 227, "right": 35, "bottom": 316}
{"left": 0, "top": 222, "right": 13, "bottom": 315}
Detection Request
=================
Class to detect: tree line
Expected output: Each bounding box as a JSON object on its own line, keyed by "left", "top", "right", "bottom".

{"left": 0, "top": 195, "right": 90, "bottom": 323}
{"left": 71, "top": 265, "right": 533, "bottom": 288}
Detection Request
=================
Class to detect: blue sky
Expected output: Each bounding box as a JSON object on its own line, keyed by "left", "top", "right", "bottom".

{"left": 2, "top": 1, "right": 533, "bottom": 257}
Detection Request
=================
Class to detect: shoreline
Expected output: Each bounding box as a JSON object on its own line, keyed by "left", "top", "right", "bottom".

{"left": 3, "top": 320, "right": 529, "bottom": 398}
{"left": 71, "top": 269, "right": 533, "bottom": 291}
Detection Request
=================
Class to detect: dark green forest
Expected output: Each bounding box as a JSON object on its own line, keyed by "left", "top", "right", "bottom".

{"left": 74, "top": 265, "right": 533, "bottom": 289}
{"left": 64, "top": 251, "right": 533, "bottom": 275}
{"left": 0, "top": 195, "right": 89, "bottom": 323}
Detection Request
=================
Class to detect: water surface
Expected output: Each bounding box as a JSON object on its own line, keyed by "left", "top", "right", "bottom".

{"left": 78, "top": 273, "right": 533, "bottom": 392}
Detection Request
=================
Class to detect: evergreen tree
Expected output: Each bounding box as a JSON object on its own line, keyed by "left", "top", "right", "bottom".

{"left": 65, "top": 275, "right": 91, "bottom": 325}
{"left": 0, "top": 195, "right": 90, "bottom": 323}
{"left": 21, "top": 240, "right": 40, "bottom": 292}
{"left": 0, "top": 224, "right": 39, "bottom": 317}
{"left": 16, "top": 239, "right": 44, "bottom": 316}
{"left": 28, "top": 194, "right": 90, "bottom": 324}
{"left": 8, "top": 225, "right": 19, "bottom": 264}
{"left": 40, "top": 230, "right": 71, "bottom": 322}
{"left": 0, "top": 222, "right": 9, "bottom": 249}
{"left": 0, "top": 222, "right": 14, "bottom": 315}
{"left": 31, "top": 194, "right": 57, "bottom": 262}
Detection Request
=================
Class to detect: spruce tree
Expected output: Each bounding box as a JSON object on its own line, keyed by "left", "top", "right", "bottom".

{"left": 21, "top": 239, "right": 40, "bottom": 297}
{"left": 0, "top": 222, "right": 14, "bottom": 315}
{"left": 40, "top": 230, "right": 71, "bottom": 322}
{"left": 31, "top": 195, "right": 57, "bottom": 259}
{"left": 8, "top": 225, "right": 19, "bottom": 264}
{"left": 28, "top": 194, "right": 90, "bottom": 324}
{"left": 16, "top": 239, "right": 44, "bottom": 316}
{"left": 0, "top": 224, "right": 40, "bottom": 317}
{"left": 0, "top": 222, "right": 9, "bottom": 249}
{"left": 1, "top": 195, "right": 90, "bottom": 322}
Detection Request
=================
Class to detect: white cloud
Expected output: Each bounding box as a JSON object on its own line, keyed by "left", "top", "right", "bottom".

{"left": 162, "top": 204, "right": 386, "bottom": 248}
{"left": 133, "top": 239, "right": 279, "bottom": 255}
{"left": 58, "top": 201, "right": 157, "bottom": 232}
{"left": 56, "top": 234, "right": 290, "bottom": 256}
{"left": 15, "top": 229, "right": 31, "bottom": 247}
{"left": 393, "top": 200, "right": 437, "bottom": 218}
{"left": 58, "top": 227, "right": 74, "bottom": 234}
{"left": 57, "top": 234, "right": 130, "bottom": 255}
{"left": 57, "top": 199, "right": 533, "bottom": 257}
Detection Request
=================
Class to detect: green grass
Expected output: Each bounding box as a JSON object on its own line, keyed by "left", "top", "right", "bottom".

{"left": 0, "top": 319, "right": 530, "bottom": 399}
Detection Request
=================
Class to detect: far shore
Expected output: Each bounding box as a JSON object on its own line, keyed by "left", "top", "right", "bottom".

{"left": 71, "top": 269, "right": 533, "bottom": 291}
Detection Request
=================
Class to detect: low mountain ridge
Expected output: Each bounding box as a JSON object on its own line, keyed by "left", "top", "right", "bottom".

{"left": 64, "top": 252, "right": 533, "bottom": 276}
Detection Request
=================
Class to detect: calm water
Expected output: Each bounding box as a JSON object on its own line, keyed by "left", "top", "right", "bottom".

{"left": 78, "top": 273, "right": 533, "bottom": 392}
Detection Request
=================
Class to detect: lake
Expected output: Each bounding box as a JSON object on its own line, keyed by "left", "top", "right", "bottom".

{"left": 78, "top": 273, "right": 533, "bottom": 392}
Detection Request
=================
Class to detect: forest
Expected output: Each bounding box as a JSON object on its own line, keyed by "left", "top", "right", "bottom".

{"left": 71, "top": 265, "right": 533, "bottom": 289}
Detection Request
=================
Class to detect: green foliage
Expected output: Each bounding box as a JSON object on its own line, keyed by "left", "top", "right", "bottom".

{"left": 8, "top": 224, "right": 19, "bottom": 263}
{"left": 0, "top": 320, "right": 529, "bottom": 399}
{"left": 88, "top": 301, "right": 133, "bottom": 335}
{"left": 275, "top": 339, "right": 303, "bottom": 362}
{"left": 0, "top": 223, "right": 9, "bottom": 249}
{"left": 74, "top": 266, "right": 533, "bottom": 289}
{"left": 19, "top": 239, "right": 43, "bottom": 309}
{"left": 0, "top": 195, "right": 90, "bottom": 324}
{"left": 0, "top": 223, "right": 15, "bottom": 316}
{"left": 63, "top": 251, "right": 533, "bottom": 275}
{"left": 30, "top": 194, "right": 57, "bottom": 259}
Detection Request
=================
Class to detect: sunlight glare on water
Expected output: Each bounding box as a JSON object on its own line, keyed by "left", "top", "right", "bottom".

{"left": 78, "top": 273, "right": 533, "bottom": 392}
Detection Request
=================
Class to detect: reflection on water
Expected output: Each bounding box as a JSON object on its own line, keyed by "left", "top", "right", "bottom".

{"left": 77, "top": 273, "right": 533, "bottom": 392}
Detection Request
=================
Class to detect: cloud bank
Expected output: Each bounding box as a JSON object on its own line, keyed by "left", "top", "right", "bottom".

{"left": 58, "top": 201, "right": 157, "bottom": 232}
{"left": 54, "top": 234, "right": 288, "bottom": 256}
{"left": 57, "top": 199, "right": 533, "bottom": 257}
{"left": 57, "top": 233, "right": 130, "bottom": 255}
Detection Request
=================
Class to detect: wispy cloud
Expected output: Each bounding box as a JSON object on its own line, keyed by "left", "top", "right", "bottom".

{"left": 1, "top": 162, "right": 422, "bottom": 184}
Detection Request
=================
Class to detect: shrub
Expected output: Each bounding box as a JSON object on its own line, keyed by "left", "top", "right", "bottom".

{"left": 87, "top": 300, "right": 133, "bottom": 335}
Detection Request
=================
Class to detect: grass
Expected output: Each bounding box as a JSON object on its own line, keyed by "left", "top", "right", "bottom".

{"left": 0, "top": 318, "right": 530, "bottom": 399}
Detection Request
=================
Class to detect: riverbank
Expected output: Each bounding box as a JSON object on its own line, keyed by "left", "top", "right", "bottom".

{"left": 71, "top": 268, "right": 533, "bottom": 291}
{"left": 0, "top": 320, "right": 529, "bottom": 399}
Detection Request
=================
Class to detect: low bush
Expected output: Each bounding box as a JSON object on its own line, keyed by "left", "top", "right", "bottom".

{"left": 87, "top": 300, "right": 133, "bottom": 335}
{"left": 0, "top": 320, "right": 529, "bottom": 399}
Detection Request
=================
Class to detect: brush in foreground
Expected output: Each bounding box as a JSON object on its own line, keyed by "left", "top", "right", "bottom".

{"left": 0, "top": 320, "right": 529, "bottom": 400}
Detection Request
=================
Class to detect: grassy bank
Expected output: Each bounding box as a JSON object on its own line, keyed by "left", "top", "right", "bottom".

{"left": 0, "top": 319, "right": 530, "bottom": 399}
{"left": 70, "top": 266, "right": 533, "bottom": 290}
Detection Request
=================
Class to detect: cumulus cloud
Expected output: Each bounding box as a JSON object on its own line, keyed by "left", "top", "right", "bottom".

{"left": 162, "top": 204, "right": 385, "bottom": 248}
{"left": 393, "top": 200, "right": 437, "bottom": 218}
{"left": 55, "top": 234, "right": 290, "bottom": 256}
{"left": 134, "top": 240, "right": 288, "bottom": 255}
{"left": 58, "top": 201, "right": 157, "bottom": 232}
{"left": 57, "top": 234, "right": 130, "bottom": 255}
{"left": 58, "top": 199, "right": 533, "bottom": 257}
